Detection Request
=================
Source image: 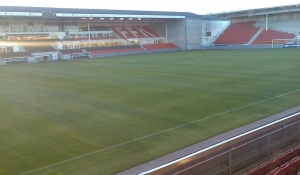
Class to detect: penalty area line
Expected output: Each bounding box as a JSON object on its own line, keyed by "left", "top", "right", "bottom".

{"left": 21, "top": 88, "right": 300, "bottom": 175}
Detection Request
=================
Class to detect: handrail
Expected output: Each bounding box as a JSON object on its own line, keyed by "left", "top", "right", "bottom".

{"left": 140, "top": 111, "right": 300, "bottom": 175}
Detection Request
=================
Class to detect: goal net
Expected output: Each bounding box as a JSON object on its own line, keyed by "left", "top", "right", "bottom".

{"left": 28, "top": 56, "right": 43, "bottom": 63}
{"left": 4, "top": 57, "right": 28, "bottom": 64}
{"left": 71, "top": 52, "right": 90, "bottom": 59}
{"left": 2, "top": 56, "right": 43, "bottom": 64}
{"left": 272, "top": 38, "right": 300, "bottom": 48}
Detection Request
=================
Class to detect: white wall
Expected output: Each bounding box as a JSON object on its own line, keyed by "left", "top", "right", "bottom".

{"left": 165, "top": 19, "right": 186, "bottom": 49}
{"left": 202, "top": 20, "right": 230, "bottom": 45}
{"left": 185, "top": 18, "right": 202, "bottom": 49}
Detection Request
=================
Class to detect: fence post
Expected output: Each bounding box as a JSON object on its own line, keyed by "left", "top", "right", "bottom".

{"left": 298, "top": 121, "right": 300, "bottom": 144}
{"left": 268, "top": 135, "right": 271, "bottom": 159}
{"left": 229, "top": 147, "right": 233, "bottom": 175}
{"left": 280, "top": 123, "right": 283, "bottom": 148}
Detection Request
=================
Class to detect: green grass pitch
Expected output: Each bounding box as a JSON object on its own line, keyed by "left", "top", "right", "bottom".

{"left": 1, "top": 49, "right": 300, "bottom": 175}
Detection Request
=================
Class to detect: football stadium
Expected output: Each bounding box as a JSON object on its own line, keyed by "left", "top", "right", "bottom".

{"left": 0, "top": 3, "right": 300, "bottom": 175}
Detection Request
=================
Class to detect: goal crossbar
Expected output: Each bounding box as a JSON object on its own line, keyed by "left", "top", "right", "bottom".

{"left": 272, "top": 38, "right": 300, "bottom": 48}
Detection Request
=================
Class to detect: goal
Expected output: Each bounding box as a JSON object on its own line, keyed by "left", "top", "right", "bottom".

{"left": 272, "top": 38, "right": 300, "bottom": 48}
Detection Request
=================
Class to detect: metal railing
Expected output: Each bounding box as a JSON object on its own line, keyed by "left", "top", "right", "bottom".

{"left": 140, "top": 112, "right": 300, "bottom": 175}
{"left": 173, "top": 117, "right": 300, "bottom": 175}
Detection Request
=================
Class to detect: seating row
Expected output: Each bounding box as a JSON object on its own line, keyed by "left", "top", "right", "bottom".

{"left": 244, "top": 144, "right": 300, "bottom": 175}
{"left": 142, "top": 43, "right": 178, "bottom": 51}
{"left": 267, "top": 156, "right": 300, "bottom": 175}
{"left": 214, "top": 22, "right": 295, "bottom": 45}
{"left": 110, "top": 26, "right": 160, "bottom": 39}
{"left": 252, "top": 29, "right": 295, "bottom": 44}
{"left": 214, "top": 22, "right": 259, "bottom": 45}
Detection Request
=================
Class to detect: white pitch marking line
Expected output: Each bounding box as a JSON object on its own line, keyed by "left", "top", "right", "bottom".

{"left": 21, "top": 88, "right": 300, "bottom": 175}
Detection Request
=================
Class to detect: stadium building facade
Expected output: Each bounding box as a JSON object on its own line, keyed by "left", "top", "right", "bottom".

{"left": 0, "top": 6, "right": 228, "bottom": 63}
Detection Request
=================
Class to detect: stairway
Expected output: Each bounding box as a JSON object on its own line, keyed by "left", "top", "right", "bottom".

{"left": 248, "top": 27, "right": 264, "bottom": 45}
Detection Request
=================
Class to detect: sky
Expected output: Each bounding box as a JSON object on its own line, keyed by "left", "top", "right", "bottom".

{"left": 0, "top": 0, "right": 299, "bottom": 15}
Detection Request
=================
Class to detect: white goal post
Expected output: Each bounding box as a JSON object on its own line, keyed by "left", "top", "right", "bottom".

{"left": 272, "top": 38, "right": 300, "bottom": 48}
{"left": 0, "top": 58, "right": 6, "bottom": 65}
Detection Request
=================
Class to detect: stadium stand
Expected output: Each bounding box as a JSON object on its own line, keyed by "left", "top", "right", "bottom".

{"left": 0, "top": 13, "right": 179, "bottom": 61}
{"left": 110, "top": 26, "right": 160, "bottom": 39}
{"left": 81, "top": 26, "right": 111, "bottom": 32}
{"left": 213, "top": 21, "right": 260, "bottom": 45}
{"left": 2, "top": 22, "right": 178, "bottom": 59}
{"left": 85, "top": 45, "right": 144, "bottom": 55}
{"left": 85, "top": 45, "right": 148, "bottom": 57}
{"left": 0, "top": 51, "right": 30, "bottom": 58}
{"left": 142, "top": 43, "right": 179, "bottom": 52}
{"left": 17, "top": 40, "right": 57, "bottom": 52}
{"left": 64, "top": 36, "right": 118, "bottom": 41}
{"left": 252, "top": 29, "right": 295, "bottom": 44}
{"left": 60, "top": 49, "right": 85, "bottom": 54}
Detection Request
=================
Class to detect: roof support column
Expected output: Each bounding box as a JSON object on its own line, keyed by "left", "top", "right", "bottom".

{"left": 265, "top": 13, "right": 268, "bottom": 31}
{"left": 88, "top": 22, "right": 90, "bottom": 41}
{"left": 165, "top": 22, "right": 168, "bottom": 38}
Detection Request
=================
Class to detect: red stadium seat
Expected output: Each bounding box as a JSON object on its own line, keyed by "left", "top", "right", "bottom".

{"left": 273, "top": 167, "right": 286, "bottom": 175}
{"left": 269, "top": 156, "right": 281, "bottom": 170}
{"left": 295, "top": 145, "right": 300, "bottom": 155}
{"left": 296, "top": 157, "right": 300, "bottom": 170}
{"left": 281, "top": 151, "right": 292, "bottom": 164}
{"left": 243, "top": 161, "right": 272, "bottom": 175}
{"left": 142, "top": 43, "right": 178, "bottom": 51}
{"left": 278, "top": 152, "right": 288, "bottom": 165}
{"left": 244, "top": 167, "right": 261, "bottom": 175}
{"left": 259, "top": 161, "right": 271, "bottom": 174}
{"left": 278, "top": 161, "right": 291, "bottom": 174}
{"left": 267, "top": 167, "right": 280, "bottom": 175}
{"left": 274, "top": 153, "right": 286, "bottom": 169}
{"left": 289, "top": 147, "right": 299, "bottom": 159}
{"left": 288, "top": 156, "right": 299, "bottom": 174}
{"left": 286, "top": 147, "right": 296, "bottom": 160}
{"left": 110, "top": 26, "right": 160, "bottom": 39}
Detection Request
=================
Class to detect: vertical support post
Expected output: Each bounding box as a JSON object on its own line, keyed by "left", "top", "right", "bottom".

{"left": 185, "top": 18, "right": 188, "bottom": 50}
{"left": 88, "top": 22, "right": 90, "bottom": 41}
{"left": 272, "top": 40, "right": 274, "bottom": 49}
{"left": 265, "top": 13, "right": 268, "bottom": 31}
{"left": 229, "top": 147, "right": 233, "bottom": 175}
{"left": 268, "top": 135, "right": 271, "bottom": 159}
{"left": 298, "top": 121, "right": 300, "bottom": 143}
{"left": 280, "top": 123, "right": 283, "bottom": 148}
{"left": 165, "top": 22, "right": 168, "bottom": 38}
